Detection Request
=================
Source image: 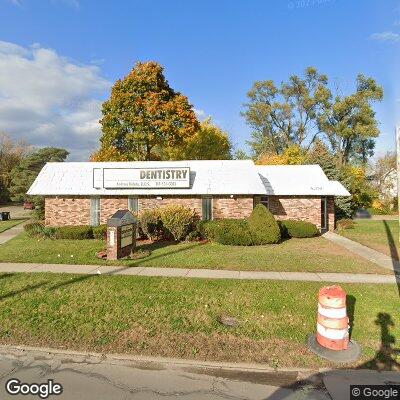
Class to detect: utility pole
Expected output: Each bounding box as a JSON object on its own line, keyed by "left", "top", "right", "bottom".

{"left": 397, "top": 126, "right": 400, "bottom": 243}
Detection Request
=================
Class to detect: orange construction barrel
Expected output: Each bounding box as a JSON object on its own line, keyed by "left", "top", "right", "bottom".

{"left": 316, "top": 285, "right": 349, "bottom": 351}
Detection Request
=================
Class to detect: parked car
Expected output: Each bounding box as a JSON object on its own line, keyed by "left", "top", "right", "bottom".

{"left": 23, "top": 201, "right": 35, "bottom": 210}
{"left": 353, "top": 208, "right": 371, "bottom": 219}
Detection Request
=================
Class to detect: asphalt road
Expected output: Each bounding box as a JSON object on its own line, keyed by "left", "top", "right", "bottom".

{"left": 0, "top": 347, "right": 329, "bottom": 400}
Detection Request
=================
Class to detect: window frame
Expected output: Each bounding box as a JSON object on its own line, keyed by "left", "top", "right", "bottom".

{"left": 128, "top": 196, "right": 139, "bottom": 214}
{"left": 90, "top": 197, "right": 101, "bottom": 226}
{"left": 202, "top": 196, "right": 213, "bottom": 221}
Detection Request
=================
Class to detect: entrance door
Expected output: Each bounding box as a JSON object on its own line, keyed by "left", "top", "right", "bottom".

{"left": 321, "top": 197, "right": 328, "bottom": 232}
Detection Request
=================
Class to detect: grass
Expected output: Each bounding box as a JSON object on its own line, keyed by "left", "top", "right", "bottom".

{"left": 0, "top": 232, "right": 390, "bottom": 274}
{"left": 0, "top": 218, "right": 27, "bottom": 233}
{"left": 0, "top": 272, "right": 398, "bottom": 369}
{"left": 340, "top": 220, "right": 399, "bottom": 260}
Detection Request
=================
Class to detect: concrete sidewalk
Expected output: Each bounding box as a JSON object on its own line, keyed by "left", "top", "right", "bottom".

{"left": 0, "top": 262, "right": 398, "bottom": 284}
{"left": 323, "top": 231, "right": 400, "bottom": 273}
{"left": 0, "top": 221, "right": 27, "bottom": 245}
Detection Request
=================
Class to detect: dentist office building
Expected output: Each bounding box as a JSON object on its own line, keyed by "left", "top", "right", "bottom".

{"left": 28, "top": 160, "right": 350, "bottom": 232}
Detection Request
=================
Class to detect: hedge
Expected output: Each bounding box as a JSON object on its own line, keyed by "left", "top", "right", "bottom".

{"left": 93, "top": 224, "right": 107, "bottom": 239}
{"left": 204, "top": 219, "right": 253, "bottom": 246}
{"left": 54, "top": 225, "right": 93, "bottom": 240}
{"left": 248, "top": 204, "right": 281, "bottom": 244}
{"left": 24, "top": 221, "right": 46, "bottom": 238}
{"left": 278, "top": 220, "right": 318, "bottom": 238}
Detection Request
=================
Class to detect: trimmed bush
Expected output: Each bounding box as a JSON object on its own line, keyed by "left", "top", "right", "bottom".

{"left": 336, "top": 218, "right": 355, "bottom": 230}
{"left": 195, "top": 220, "right": 208, "bottom": 239}
{"left": 93, "top": 224, "right": 107, "bottom": 239}
{"left": 138, "top": 209, "right": 163, "bottom": 241}
{"left": 204, "top": 219, "right": 253, "bottom": 246}
{"left": 54, "top": 225, "right": 93, "bottom": 240}
{"left": 248, "top": 204, "right": 281, "bottom": 244}
{"left": 160, "top": 205, "right": 197, "bottom": 241}
{"left": 278, "top": 220, "right": 318, "bottom": 238}
{"left": 24, "top": 221, "right": 45, "bottom": 237}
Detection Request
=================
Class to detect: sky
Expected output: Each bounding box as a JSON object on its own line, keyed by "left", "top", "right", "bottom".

{"left": 0, "top": 0, "right": 398, "bottom": 161}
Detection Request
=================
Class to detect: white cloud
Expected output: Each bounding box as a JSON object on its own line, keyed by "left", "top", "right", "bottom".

{"left": 0, "top": 41, "right": 110, "bottom": 160}
{"left": 370, "top": 31, "right": 400, "bottom": 42}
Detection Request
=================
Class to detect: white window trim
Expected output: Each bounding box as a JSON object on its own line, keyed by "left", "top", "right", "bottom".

{"left": 90, "top": 197, "right": 101, "bottom": 226}
{"left": 128, "top": 196, "right": 139, "bottom": 214}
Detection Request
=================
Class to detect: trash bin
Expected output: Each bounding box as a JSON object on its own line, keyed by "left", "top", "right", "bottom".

{"left": 0, "top": 212, "right": 10, "bottom": 221}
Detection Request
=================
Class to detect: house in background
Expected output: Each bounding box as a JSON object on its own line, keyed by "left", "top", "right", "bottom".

{"left": 28, "top": 160, "right": 350, "bottom": 232}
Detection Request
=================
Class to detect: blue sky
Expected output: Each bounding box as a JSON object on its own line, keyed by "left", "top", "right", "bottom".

{"left": 0, "top": 0, "right": 398, "bottom": 160}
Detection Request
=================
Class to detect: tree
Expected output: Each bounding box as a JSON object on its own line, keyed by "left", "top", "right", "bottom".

{"left": 369, "top": 151, "right": 397, "bottom": 207}
{"left": 306, "top": 140, "right": 353, "bottom": 218}
{"left": 242, "top": 67, "right": 331, "bottom": 158}
{"left": 93, "top": 61, "right": 199, "bottom": 161}
{"left": 9, "top": 147, "right": 69, "bottom": 217}
{"left": 319, "top": 74, "right": 383, "bottom": 165}
{"left": 233, "top": 149, "right": 251, "bottom": 160}
{"left": 257, "top": 144, "right": 306, "bottom": 165}
{"left": 0, "top": 133, "right": 31, "bottom": 203}
{"left": 176, "top": 118, "right": 232, "bottom": 160}
{"left": 242, "top": 69, "right": 383, "bottom": 167}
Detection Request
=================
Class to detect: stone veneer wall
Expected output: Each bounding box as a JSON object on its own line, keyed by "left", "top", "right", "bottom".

{"left": 45, "top": 195, "right": 335, "bottom": 230}
{"left": 45, "top": 197, "right": 91, "bottom": 226}
{"left": 266, "top": 196, "right": 322, "bottom": 229}
{"left": 100, "top": 197, "right": 128, "bottom": 224}
{"left": 212, "top": 196, "right": 254, "bottom": 219}
{"left": 327, "top": 196, "right": 335, "bottom": 231}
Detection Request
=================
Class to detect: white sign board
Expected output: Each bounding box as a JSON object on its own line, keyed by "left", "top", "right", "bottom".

{"left": 102, "top": 167, "right": 190, "bottom": 189}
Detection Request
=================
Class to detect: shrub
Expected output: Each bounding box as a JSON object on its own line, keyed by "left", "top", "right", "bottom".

{"left": 204, "top": 219, "right": 253, "bottom": 246}
{"left": 185, "top": 230, "right": 201, "bottom": 242}
{"left": 93, "top": 224, "right": 107, "bottom": 240}
{"left": 195, "top": 220, "right": 208, "bottom": 239}
{"left": 138, "top": 209, "right": 163, "bottom": 241}
{"left": 54, "top": 225, "right": 93, "bottom": 240}
{"left": 248, "top": 204, "right": 281, "bottom": 244}
{"left": 160, "top": 205, "right": 197, "bottom": 241}
{"left": 24, "top": 221, "right": 45, "bottom": 237}
{"left": 336, "top": 218, "right": 355, "bottom": 230}
{"left": 278, "top": 220, "right": 318, "bottom": 238}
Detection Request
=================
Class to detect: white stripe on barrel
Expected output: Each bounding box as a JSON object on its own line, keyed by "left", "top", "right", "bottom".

{"left": 318, "top": 304, "right": 347, "bottom": 319}
{"left": 317, "top": 323, "right": 349, "bottom": 340}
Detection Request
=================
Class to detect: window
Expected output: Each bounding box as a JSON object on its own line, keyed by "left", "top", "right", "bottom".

{"left": 90, "top": 197, "right": 100, "bottom": 226}
{"left": 128, "top": 196, "right": 139, "bottom": 214}
{"left": 202, "top": 197, "right": 213, "bottom": 220}
{"left": 260, "top": 196, "right": 269, "bottom": 209}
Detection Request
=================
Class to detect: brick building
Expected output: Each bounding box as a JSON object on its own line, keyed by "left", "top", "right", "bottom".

{"left": 27, "top": 160, "right": 349, "bottom": 232}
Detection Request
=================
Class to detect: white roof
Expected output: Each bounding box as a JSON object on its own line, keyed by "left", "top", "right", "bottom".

{"left": 256, "top": 165, "right": 350, "bottom": 196}
{"left": 28, "top": 160, "right": 350, "bottom": 196}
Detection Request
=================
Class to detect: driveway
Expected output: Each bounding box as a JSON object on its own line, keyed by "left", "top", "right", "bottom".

{"left": 0, "top": 205, "right": 33, "bottom": 219}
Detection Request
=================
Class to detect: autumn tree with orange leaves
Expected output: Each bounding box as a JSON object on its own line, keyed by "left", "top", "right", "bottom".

{"left": 91, "top": 62, "right": 199, "bottom": 161}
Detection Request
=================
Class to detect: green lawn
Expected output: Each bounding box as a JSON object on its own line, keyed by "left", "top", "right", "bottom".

{"left": 0, "top": 232, "right": 390, "bottom": 274}
{"left": 340, "top": 220, "right": 399, "bottom": 260}
{"left": 0, "top": 218, "right": 27, "bottom": 233}
{"left": 0, "top": 272, "right": 398, "bottom": 369}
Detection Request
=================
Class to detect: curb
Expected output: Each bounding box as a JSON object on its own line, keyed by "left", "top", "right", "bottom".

{"left": 0, "top": 343, "right": 320, "bottom": 377}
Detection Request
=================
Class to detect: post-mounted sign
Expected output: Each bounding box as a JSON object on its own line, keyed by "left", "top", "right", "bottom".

{"left": 99, "top": 167, "right": 191, "bottom": 189}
